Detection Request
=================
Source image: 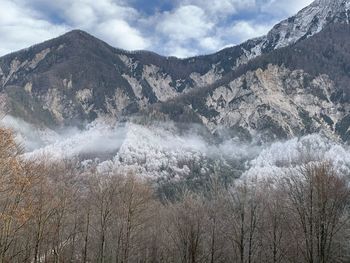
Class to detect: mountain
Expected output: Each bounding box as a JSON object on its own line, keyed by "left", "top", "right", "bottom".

{"left": 1, "top": 0, "right": 349, "bottom": 129}
{"left": 152, "top": 23, "right": 350, "bottom": 142}
{"left": 0, "top": 0, "right": 350, "bottom": 181}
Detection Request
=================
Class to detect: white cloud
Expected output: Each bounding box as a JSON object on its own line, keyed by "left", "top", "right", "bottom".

{"left": 177, "top": 0, "right": 256, "bottom": 17}
{"left": 227, "top": 21, "right": 272, "bottom": 43}
{"left": 0, "top": 0, "right": 316, "bottom": 57}
{"left": 260, "top": 0, "right": 314, "bottom": 16}
{"left": 63, "top": 2, "right": 97, "bottom": 28}
{"left": 154, "top": 4, "right": 218, "bottom": 57}
{"left": 0, "top": 0, "right": 149, "bottom": 55}
{"left": 199, "top": 37, "right": 222, "bottom": 50}
{"left": 0, "top": 0, "right": 68, "bottom": 55}
{"left": 94, "top": 19, "right": 149, "bottom": 50}
{"left": 61, "top": 0, "right": 138, "bottom": 26}
{"left": 157, "top": 5, "right": 213, "bottom": 42}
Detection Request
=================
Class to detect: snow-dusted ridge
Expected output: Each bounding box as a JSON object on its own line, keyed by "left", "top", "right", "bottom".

{"left": 237, "top": 0, "right": 350, "bottom": 65}
{"left": 266, "top": 0, "right": 350, "bottom": 48}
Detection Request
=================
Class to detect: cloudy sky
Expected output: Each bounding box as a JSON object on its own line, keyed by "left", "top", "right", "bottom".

{"left": 1, "top": 0, "right": 313, "bottom": 58}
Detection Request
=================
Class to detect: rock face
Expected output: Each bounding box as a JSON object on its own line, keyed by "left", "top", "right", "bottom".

{"left": 0, "top": 0, "right": 350, "bottom": 143}
{"left": 201, "top": 66, "right": 343, "bottom": 141}
{"left": 151, "top": 22, "right": 350, "bottom": 143}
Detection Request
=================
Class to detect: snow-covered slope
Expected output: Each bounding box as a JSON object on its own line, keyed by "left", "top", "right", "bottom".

{"left": 265, "top": 0, "right": 350, "bottom": 49}
{"left": 237, "top": 0, "right": 350, "bottom": 64}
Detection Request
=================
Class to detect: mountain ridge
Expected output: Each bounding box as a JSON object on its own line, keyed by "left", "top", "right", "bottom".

{"left": 0, "top": 0, "right": 349, "bottom": 142}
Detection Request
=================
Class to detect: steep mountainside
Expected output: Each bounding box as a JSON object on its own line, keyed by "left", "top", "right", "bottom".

{"left": 1, "top": 0, "right": 349, "bottom": 130}
{"left": 149, "top": 23, "right": 350, "bottom": 142}
{"left": 0, "top": 30, "right": 245, "bottom": 127}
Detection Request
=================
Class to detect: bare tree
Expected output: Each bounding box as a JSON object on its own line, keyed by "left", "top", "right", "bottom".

{"left": 258, "top": 180, "right": 289, "bottom": 263}
{"left": 283, "top": 162, "right": 350, "bottom": 263}
{"left": 223, "top": 179, "right": 263, "bottom": 263}
{"left": 165, "top": 192, "right": 207, "bottom": 263}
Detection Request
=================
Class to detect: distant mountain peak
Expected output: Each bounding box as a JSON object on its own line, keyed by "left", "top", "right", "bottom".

{"left": 258, "top": 0, "right": 350, "bottom": 53}
{"left": 57, "top": 29, "right": 109, "bottom": 47}
{"left": 59, "top": 29, "right": 101, "bottom": 43}
{"left": 64, "top": 29, "right": 89, "bottom": 35}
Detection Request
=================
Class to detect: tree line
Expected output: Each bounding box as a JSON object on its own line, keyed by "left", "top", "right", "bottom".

{"left": 0, "top": 127, "right": 349, "bottom": 263}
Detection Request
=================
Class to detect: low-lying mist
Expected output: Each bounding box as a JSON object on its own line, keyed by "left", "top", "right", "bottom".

{"left": 1, "top": 116, "right": 127, "bottom": 158}
{"left": 2, "top": 115, "right": 350, "bottom": 180}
